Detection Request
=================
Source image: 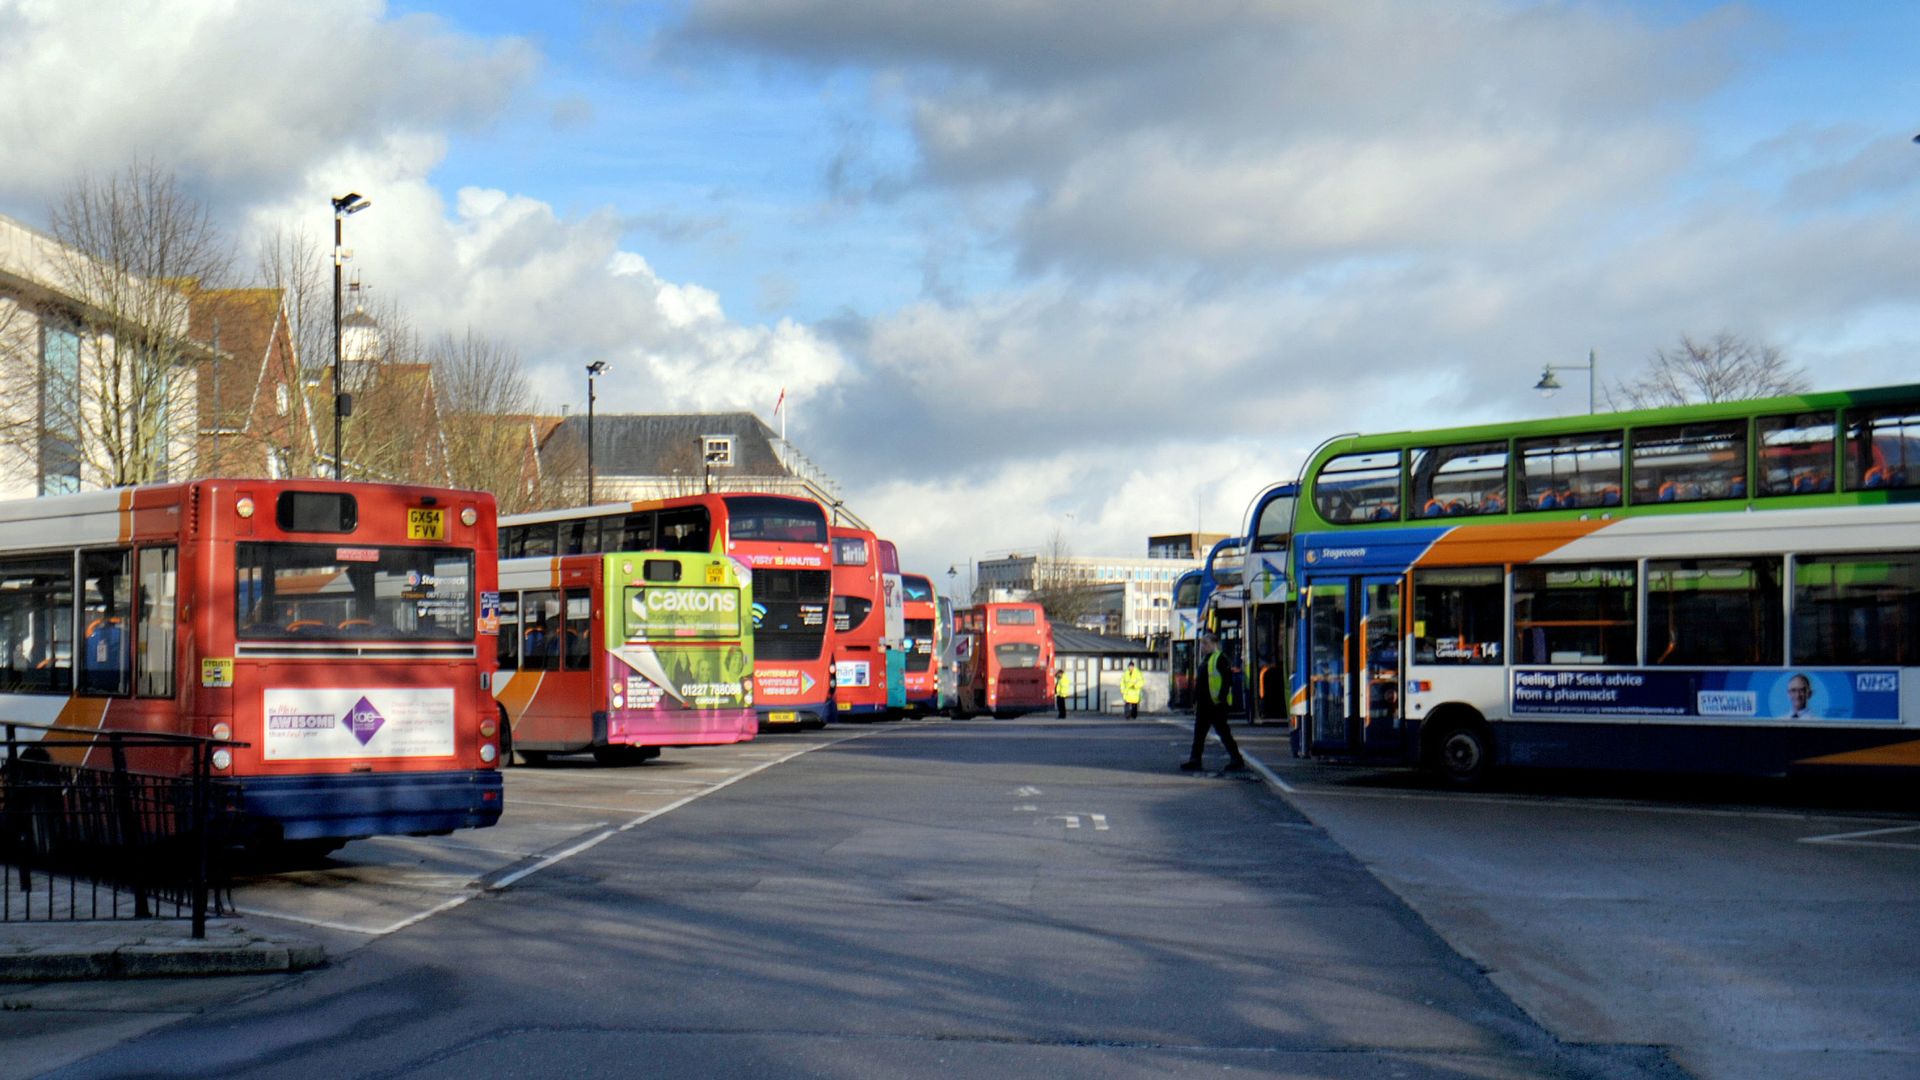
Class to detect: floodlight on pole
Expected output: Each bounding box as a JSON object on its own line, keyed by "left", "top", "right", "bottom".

{"left": 330, "top": 192, "right": 372, "bottom": 480}
{"left": 586, "top": 361, "right": 609, "bottom": 504}
{"left": 1532, "top": 349, "right": 1598, "bottom": 414}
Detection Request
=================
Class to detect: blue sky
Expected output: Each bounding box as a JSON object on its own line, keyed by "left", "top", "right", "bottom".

{"left": 2, "top": 0, "right": 1917, "bottom": 576}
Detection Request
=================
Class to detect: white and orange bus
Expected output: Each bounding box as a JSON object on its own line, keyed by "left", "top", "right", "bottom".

{"left": 0, "top": 481, "right": 503, "bottom": 853}
{"left": 951, "top": 602, "right": 1055, "bottom": 718}
{"left": 501, "top": 493, "right": 833, "bottom": 729}
{"left": 493, "top": 551, "right": 756, "bottom": 763}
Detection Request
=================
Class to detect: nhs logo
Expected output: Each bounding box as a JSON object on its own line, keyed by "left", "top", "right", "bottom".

{"left": 1856, "top": 673, "right": 1899, "bottom": 693}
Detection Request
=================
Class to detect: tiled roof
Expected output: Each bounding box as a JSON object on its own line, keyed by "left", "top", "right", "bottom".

{"left": 540, "top": 412, "right": 788, "bottom": 477}
{"left": 1051, "top": 626, "right": 1155, "bottom": 656}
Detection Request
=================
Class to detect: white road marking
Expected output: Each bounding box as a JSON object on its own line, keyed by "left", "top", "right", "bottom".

{"left": 1016, "top": 786, "right": 1042, "bottom": 796}
{"left": 243, "top": 731, "right": 874, "bottom": 938}
{"left": 1799, "top": 823, "right": 1920, "bottom": 849}
{"left": 1050, "top": 815, "right": 1081, "bottom": 829}
{"left": 1089, "top": 814, "right": 1109, "bottom": 831}
{"left": 1014, "top": 804, "right": 1038, "bottom": 812}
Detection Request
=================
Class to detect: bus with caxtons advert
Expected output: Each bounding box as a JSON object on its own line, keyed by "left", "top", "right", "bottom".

{"left": 501, "top": 493, "right": 833, "bottom": 729}
{"left": 493, "top": 550, "right": 755, "bottom": 764}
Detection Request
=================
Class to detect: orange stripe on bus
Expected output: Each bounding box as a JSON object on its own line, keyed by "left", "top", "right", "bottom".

{"left": 1795, "top": 739, "right": 1920, "bottom": 768}
{"left": 1413, "top": 519, "right": 1613, "bottom": 567}
{"left": 496, "top": 671, "right": 545, "bottom": 722}
{"left": 46, "top": 698, "right": 112, "bottom": 768}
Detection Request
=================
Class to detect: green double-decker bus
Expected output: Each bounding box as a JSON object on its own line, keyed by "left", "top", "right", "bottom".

{"left": 1285, "top": 383, "right": 1920, "bottom": 783}
{"left": 1297, "top": 382, "right": 1920, "bottom": 533}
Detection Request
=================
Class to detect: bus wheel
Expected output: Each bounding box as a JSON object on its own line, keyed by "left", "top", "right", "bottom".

{"left": 1431, "top": 719, "right": 1492, "bottom": 786}
{"left": 496, "top": 707, "right": 515, "bottom": 766}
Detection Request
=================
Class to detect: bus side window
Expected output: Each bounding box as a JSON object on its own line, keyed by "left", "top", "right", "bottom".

{"left": 523, "top": 590, "right": 562, "bottom": 672}
{"left": 496, "top": 592, "right": 521, "bottom": 672}
{"left": 0, "top": 553, "right": 73, "bottom": 694}
{"left": 619, "top": 512, "right": 656, "bottom": 551}
{"left": 135, "top": 546, "right": 178, "bottom": 699}
{"left": 564, "top": 588, "right": 593, "bottom": 671}
{"left": 658, "top": 507, "right": 711, "bottom": 552}
{"left": 79, "top": 549, "right": 132, "bottom": 696}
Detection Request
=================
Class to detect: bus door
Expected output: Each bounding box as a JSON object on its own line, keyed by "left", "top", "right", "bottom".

{"left": 1307, "top": 576, "right": 1403, "bottom": 756}
{"left": 1358, "top": 577, "right": 1405, "bottom": 756}
{"left": 1252, "top": 602, "right": 1289, "bottom": 724}
{"left": 1306, "top": 582, "right": 1354, "bottom": 755}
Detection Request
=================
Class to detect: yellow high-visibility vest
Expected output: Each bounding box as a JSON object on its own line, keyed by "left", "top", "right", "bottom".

{"left": 1120, "top": 668, "right": 1144, "bottom": 702}
{"left": 1206, "top": 652, "right": 1225, "bottom": 703}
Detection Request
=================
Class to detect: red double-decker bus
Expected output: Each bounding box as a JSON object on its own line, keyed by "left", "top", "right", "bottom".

{"left": 900, "top": 573, "right": 939, "bottom": 714}
{"left": 0, "top": 480, "right": 503, "bottom": 853}
{"left": 952, "top": 602, "right": 1055, "bottom": 718}
{"left": 828, "top": 525, "right": 890, "bottom": 719}
{"left": 500, "top": 493, "right": 833, "bottom": 730}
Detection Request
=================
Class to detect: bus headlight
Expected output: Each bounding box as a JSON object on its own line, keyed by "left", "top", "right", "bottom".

{"left": 211, "top": 722, "right": 232, "bottom": 741}
{"left": 479, "top": 743, "right": 497, "bottom": 763}
{"left": 480, "top": 718, "right": 496, "bottom": 737}
{"left": 210, "top": 749, "right": 232, "bottom": 770}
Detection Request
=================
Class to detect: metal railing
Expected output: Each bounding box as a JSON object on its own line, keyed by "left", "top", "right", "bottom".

{"left": 1, "top": 722, "right": 241, "bottom": 939}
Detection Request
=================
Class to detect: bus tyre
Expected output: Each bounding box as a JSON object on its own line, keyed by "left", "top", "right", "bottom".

{"left": 497, "top": 707, "right": 515, "bottom": 766}
{"left": 1432, "top": 720, "right": 1492, "bottom": 787}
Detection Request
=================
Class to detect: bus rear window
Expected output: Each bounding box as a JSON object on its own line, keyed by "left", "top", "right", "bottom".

{"left": 996, "top": 642, "right": 1041, "bottom": 668}
{"left": 276, "top": 492, "right": 357, "bottom": 533}
{"left": 902, "top": 577, "right": 933, "bottom": 602}
{"left": 724, "top": 497, "right": 825, "bottom": 543}
{"left": 236, "top": 544, "right": 474, "bottom": 641}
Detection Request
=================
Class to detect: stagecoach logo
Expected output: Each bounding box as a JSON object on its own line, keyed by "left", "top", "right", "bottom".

{"left": 342, "top": 697, "right": 387, "bottom": 745}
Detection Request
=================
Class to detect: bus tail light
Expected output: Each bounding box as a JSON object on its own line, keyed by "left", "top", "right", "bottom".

{"left": 460, "top": 506, "right": 478, "bottom": 527}
{"left": 479, "top": 743, "right": 497, "bottom": 763}
{"left": 211, "top": 722, "right": 232, "bottom": 741}
{"left": 210, "top": 749, "right": 232, "bottom": 771}
{"left": 479, "top": 718, "right": 496, "bottom": 737}
{"left": 235, "top": 497, "right": 255, "bottom": 519}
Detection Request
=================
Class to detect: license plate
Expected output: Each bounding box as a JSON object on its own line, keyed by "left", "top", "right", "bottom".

{"left": 768, "top": 711, "right": 798, "bottom": 723}
{"left": 705, "top": 562, "right": 726, "bottom": 585}
{"left": 407, "top": 508, "right": 446, "bottom": 540}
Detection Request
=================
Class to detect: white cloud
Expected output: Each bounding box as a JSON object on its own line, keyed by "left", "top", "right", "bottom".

{"left": 0, "top": 0, "right": 536, "bottom": 208}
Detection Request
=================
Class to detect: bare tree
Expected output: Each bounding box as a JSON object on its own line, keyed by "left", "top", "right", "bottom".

{"left": 430, "top": 330, "right": 553, "bottom": 513}
{"left": 253, "top": 225, "right": 333, "bottom": 476}
{"left": 1028, "top": 528, "right": 1105, "bottom": 631}
{"left": 43, "top": 162, "right": 232, "bottom": 487}
{"left": 1609, "top": 333, "right": 1809, "bottom": 410}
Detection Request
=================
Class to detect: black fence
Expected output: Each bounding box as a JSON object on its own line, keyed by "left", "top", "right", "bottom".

{"left": 1, "top": 722, "right": 241, "bottom": 939}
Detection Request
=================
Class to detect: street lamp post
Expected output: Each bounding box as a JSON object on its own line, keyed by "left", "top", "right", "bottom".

{"left": 330, "top": 192, "right": 371, "bottom": 480}
{"left": 585, "top": 361, "right": 608, "bottom": 504}
{"left": 1533, "top": 348, "right": 1598, "bottom": 414}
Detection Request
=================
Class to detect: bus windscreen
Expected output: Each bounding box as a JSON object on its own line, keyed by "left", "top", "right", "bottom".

{"left": 724, "top": 496, "right": 827, "bottom": 543}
